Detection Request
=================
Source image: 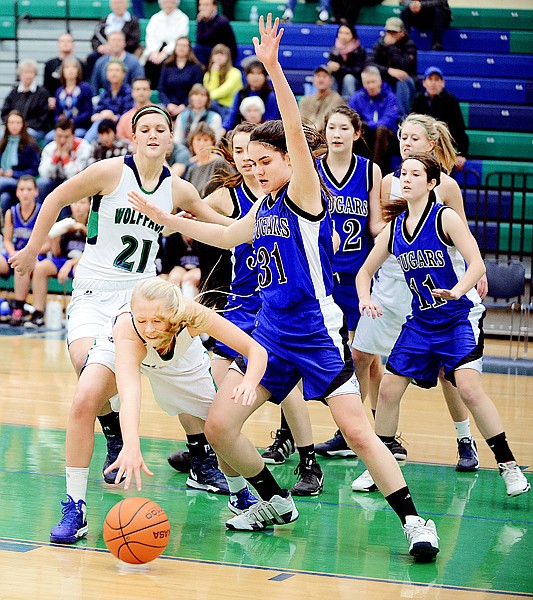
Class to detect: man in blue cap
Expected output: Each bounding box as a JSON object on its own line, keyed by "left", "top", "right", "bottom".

{"left": 411, "top": 65, "right": 469, "bottom": 170}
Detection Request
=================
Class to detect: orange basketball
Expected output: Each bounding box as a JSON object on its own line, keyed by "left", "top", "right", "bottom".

{"left": 103, "top": 497, "right": 170, "bottom": 564}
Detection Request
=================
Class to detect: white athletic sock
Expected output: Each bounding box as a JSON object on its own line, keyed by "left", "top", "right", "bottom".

{"left": 454, "top": 418, "right": 472, "bottom": 440}
{"left": 226, "top": 475, "right": 247, "bottom": 494}
{"left": 66, "top": 467, "right": 90, "bottom": 504}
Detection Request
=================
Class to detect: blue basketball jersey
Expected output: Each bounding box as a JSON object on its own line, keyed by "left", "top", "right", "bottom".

{"left": 227, "top": 182, "right": 260, "bottom": 303}
{"left": 12, "top": 202, "right": 41, "bottom": 251}
{"left": 318, "top": 154, "right": 374, "bottom": 275}
{"left": 252, "top": 184, "right": 334, "bottom": 309}
{"left": 389, "top": 200, "right": 481, "bottom": 327}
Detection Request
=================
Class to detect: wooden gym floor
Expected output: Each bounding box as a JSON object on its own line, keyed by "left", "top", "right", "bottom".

{"left": 0, "top": 328, "right": 531, "bottom": 599}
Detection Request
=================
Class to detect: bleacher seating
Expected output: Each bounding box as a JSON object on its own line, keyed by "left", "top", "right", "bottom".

{"left": 0, "top": 0, "right": 531, "bottom": 268}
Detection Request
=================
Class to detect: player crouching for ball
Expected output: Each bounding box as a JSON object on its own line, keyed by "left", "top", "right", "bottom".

{"left": 50, "top": 277, "right": 267, "bottom": 544}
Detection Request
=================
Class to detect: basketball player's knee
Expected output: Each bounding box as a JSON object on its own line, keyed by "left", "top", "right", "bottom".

{"left": 340, "top": 423, "right": 370, "bottom": 453}
{"left": 71, "top": 390, "right": 100, "bottom": 422}
{"left": 203, "top": 418, "right": 227, "bottom": 448}
{"left": 352, "top": 349, "right": 373, "bottom": 371}
{"left": 456, "top": 380, "right": 483, "bottom": 407}
{"left": 377, "top": 384, "right": 401, "bottom": 407}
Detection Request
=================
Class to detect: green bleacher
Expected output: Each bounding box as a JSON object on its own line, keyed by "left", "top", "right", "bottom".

{"left": 1, "top": 275, "right": 73, "bottom": 295}
{"left": 0, "top": 16, "right": 16, "bottom": 39}
{"left": 466, "top": 131, "right": 533, "bottom": 161}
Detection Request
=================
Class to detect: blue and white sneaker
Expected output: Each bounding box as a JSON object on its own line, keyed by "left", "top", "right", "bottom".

{"left": 50, "top": 495, "right": 88, "bottom": 544}
{"left": 228, "top": 487, "right": 259, "bottom": 515}
{"left": 187, "top": 454, "right": 230, "bottom": 495}
{"left": 314, "top": 430, "right": 356, "bottom": 458}
{"left": 456, "top": 437, "right": 479, "bottom": 472}
{"left": 103, "top": 435, "right": 126, "bottom": 484}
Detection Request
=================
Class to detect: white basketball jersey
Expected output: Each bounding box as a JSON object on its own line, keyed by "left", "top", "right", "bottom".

{"left": 75, "top": 155, "right": 173, "bottom": 287}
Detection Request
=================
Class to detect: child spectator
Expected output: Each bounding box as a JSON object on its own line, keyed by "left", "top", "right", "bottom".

{"left": 25, "top": 197, "right": 90, "bottom": 329}
{"left": 203, "top": 44, "right": 243, "bottom": 120}
{"left": 38, "top": 118, "right": 92, "bottom": 202}
{"left": 174, "top": 84, "right": 222, "bottom": 146}
{"left": 2, "top": 176, "right": 49, "bottom": 326}
{"left": 89, "top": 119, "right": 132, "bottom": 164}
{"left": 0, "top": 111, "right": 40, "bottom": 215}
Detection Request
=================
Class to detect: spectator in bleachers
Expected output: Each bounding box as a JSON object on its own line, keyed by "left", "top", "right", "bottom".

{"left": 44, "top": 33, "right": 84, "bottom": 108}
{"left": 142, "top": 0, "right": 190, "bottom": 88}
{"left": 25, "top": 196, "right": 90, "bottom": 330}
{"left": 239, "top": 96, "right": 265, "bottom": 125}
{"left": 116, "top": 76, "right": 153, "bottom": 148}
{"left": 327, "top": 24, "right": 366, "bottom": 100}
{"left": 85, "top": 60, "right": 134, "bottom": 142}
{"left": 411, "top": 66, "right": 469, "bottom": 170}
{"left": 330, "top": 0, "right": 384, "bottom": 26}
{"left": 369, "top": 17, "right": 417, "bottom": 118}
{"left": 348, "top": 65, "right": 398, "bottom": 172}
{"left": 44, "top": 58, "right": 93, "bottom": 144}
{"left": 157, "top": 232, "right": 202, "bottom": 298}
{"left": 159, "top": 38, "right": 204, "bottom": 122}
{"left": 2, "top": 175, "right": 50, "bottom": 326}
{"left": 282, "top": 0, "right": 331, "bottom": 23}
{"left": 167, "top": 139, "right": 192, "bottom": 178}
{"left": 91, "top": 30, "right": 144, "bottom": 93}
{"left": 89, "top": 119, "right": 132, "bottom": 164}
{"left": 1, "top": 60, "right": 50, "bottom": 144}
{"left": 86, "top": 0, "right": 141, "bottom": 80}
{"left": 185, "top": 122, "right": 228, "bottom": 197}
{"left": 0, "top": 111, "right": 40, "bottom": 215}
{"left": 174, "top": 84, "right": 222, "bottom": 146}
{"left": 203, "top": 44, "right": 243, "bottom": 120}
{"left": 298, "top": 65, "right": 344, "bottom": 131}
{"left": 222, "top": 61, "right": 280, "bottom": 133}
{"left": 400, "top": 0, "right": 451, "bottom": 51}
{"left": 194, "top": 0, "right": 238, "bottom": 68}
{"left": 38, "top": 118, "right": 92, "bottom": 202}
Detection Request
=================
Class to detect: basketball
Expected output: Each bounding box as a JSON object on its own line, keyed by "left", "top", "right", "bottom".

{"left": 103, "top": 497, "right": 170, "bottom": 564}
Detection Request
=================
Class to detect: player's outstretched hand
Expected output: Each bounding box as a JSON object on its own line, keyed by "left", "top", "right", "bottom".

{"left": 129, "top": 190, "right": 171, "bottom": 227}
{"left": 8, "top": 247, "right": 38, "bottom": 276}
{"left": 359, "top": 299, "right": 383, "bottom": 319}
{"left": 104, "top": 444, "right": 154, "bottom": 491}
{"left": 431, "top": 288, "right": 459, "bottom": 300}
{"left": 252, "top": 14, "right": 284, "bottom": 70}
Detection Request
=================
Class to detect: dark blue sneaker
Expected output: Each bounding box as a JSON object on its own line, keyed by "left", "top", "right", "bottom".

{"left": 50, "top": 495, "right": 88, "bottom": 544}
{"left": 187, "top": 454, "right": 230, "bottom": 495}
{"left": 315, "top": 430, "right": 356, "bottom": 458}
{"left": 103, "top": 436, "right": 126, "bottom": 484}
{"left": 228, "top": 487, "right": 259, "bottom": 515}
{"left": 456, "top": 437, "right": 479, "bottom": 472}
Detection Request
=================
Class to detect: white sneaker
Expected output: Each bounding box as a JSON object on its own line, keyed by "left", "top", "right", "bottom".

{"left": 282, "top": 8, "right": 293, "bottom": 21}
{"left": 403, "top": 515, "right": 440, "bottom": 561}
{"left": 499, "top": 461, "right": 531, "bottom": 497}
{"left": 351, "top": 469, "right": 378, "bottom": 492}
{"left": 318, "top": 9, "right": 329, "bottom": 21}
{"left": 226, "top": 493, "right": 298, "bottom": 531}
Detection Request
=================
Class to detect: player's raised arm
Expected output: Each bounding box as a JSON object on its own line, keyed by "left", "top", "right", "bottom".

{"left": 252, "top": 14, "right": 321, "bottom": 215}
